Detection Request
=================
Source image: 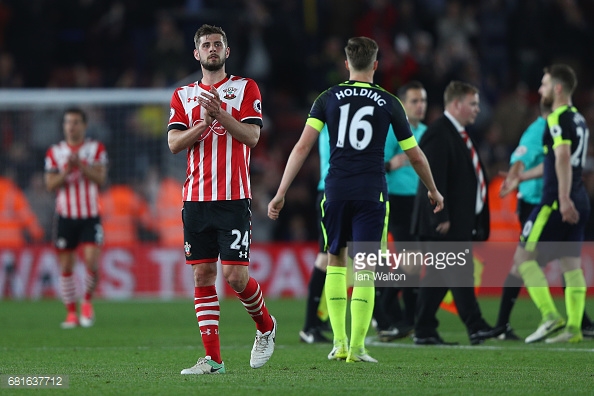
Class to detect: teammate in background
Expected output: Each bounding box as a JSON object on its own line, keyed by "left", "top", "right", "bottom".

{"left": 375, "top": 81, "right": 428, "bottom": 341}
{"left": 299, "top": 125, "right": 331, "bottom": 344}
{"left": 492, "top": 102, "right": 551, "bottom": 340}
{"left": 508, "top": 64, "right": 590, "bottom": 343}
{"left": 268, "top": 36, "right": 443, "bottom": 363}
{"left": 44, "top": 108, "right": 107, "bottom": 329}
{"left": 494, "top": 101, "right": 594, "bottom": 341}
{"left": 168, "top": 24, "right": 275, "bottom": 375}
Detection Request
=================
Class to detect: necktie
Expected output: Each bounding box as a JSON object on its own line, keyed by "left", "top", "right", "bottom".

{"left": 459, "top": 130, "right": 486, "bottom": 210}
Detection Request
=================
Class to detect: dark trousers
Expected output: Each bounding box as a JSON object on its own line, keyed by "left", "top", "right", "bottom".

{"left": 414, "top": 244, "right": 489, "bottom": 338}
{"left": 374, "top": 195, "right": 419, "bottom": 329}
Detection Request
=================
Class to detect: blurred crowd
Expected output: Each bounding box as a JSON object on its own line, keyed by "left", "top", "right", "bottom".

{"left": 2, "top": 0, "right": 594, "bottom": 245}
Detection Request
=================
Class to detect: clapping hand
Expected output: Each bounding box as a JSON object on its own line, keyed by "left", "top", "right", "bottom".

{"left": 198, "top": 87, "right": 222, "bottom": 118}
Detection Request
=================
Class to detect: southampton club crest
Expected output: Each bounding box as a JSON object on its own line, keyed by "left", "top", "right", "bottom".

{"left": 222, "top": 87, "right": 237, "bottom": 100}
{"left": 184, "top": 241, "right": 191, "bottom": 257}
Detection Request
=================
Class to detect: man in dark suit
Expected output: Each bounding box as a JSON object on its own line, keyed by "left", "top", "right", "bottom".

{"left": 411, "top": 80, "right": 493, "bottom": 345}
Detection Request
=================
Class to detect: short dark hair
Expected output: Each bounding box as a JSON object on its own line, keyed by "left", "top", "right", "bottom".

{"left": 397, "top": 80, "right": 425, "bottom": 101}
{"left": 444, "top": 81, "right": 478, "bottom": 105}
{"left": 344, "top": 37, "right": 378, "bottom": 72}
{"left": 545, "top": 64, "right": 577, "bottom": 95}
{"left": 194, "top": 24, "right": 228, "bottom": 49}
{"left": 63, "top": 107, "right": 87, "bottom": 124}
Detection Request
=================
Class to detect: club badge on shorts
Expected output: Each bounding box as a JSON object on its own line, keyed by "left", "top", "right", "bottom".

{"left": 184, "top": 242, "right": 192, "bottom": 257}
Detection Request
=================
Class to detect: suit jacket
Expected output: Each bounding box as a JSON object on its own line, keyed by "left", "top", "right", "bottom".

{"left": 411, "top": 115, "right": 490, "bottom": 241}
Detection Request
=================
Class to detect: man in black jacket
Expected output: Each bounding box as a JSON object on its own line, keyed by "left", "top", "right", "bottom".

{"left": 411, "top": 81, "right": 492, "bottom": 345}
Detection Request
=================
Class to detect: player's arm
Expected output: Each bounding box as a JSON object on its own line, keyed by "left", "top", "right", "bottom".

{"left": 418, "top": 130, "right": 450, "bottom": 231}
{"left": 268, "top": 124, "right": 319, "bottom": 220}
{"left": 80, "top": 163, "right": 107, "bottom": 186}
{"left": 386, "top": 153, "right": 408, "bottom": 171}
{"left": 404, "top": 145, "right": 444, "bottom": 213}
{"left": 73, "top": 145, "right": 107, "bottom": 186}
{"left": 168, "top": 114, "right": 213, "bottom": 154}
{"left": 167, "top": 89, "right": 215, "bottom": 154}
{"left": 554, "top": 143, "right": 579, "bottom": 224}
{"left": 518, "top": 163, "right": 543, "bottom": 182}
{"left": 45, "top": 169, "right": 69, "bottom": 192}
{"left": 499, "top": 161, "right": 524, "bottom": 197}
{"left": 211, "top": 107, "right": 260, "bottom": 148}
{"left": 384, "top": 126, "right": 407, "bottom": 171}
{"left": 198, "top": 86, "right": 260, "bottom": 148}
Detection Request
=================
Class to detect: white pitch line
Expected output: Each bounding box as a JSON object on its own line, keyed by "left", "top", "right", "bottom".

{"left": 365, "top": 338, "right": 594, "bottom": 353}
{"left": 1, "top": 344, "right": 287, "bottom": 352}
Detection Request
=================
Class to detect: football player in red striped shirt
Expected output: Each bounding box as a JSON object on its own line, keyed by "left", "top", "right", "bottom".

{"left": 168, "top": 24, "right": 275, "bottom": 375}
{"left": 45, "top": 108, "right": 107, "bottom": 329}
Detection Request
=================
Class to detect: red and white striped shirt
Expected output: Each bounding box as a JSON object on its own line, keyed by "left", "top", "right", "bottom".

{"left": 44, "top": 139, "right": 108, "bottom": 219}
{"left": 168, "top": 75, "right": 263, "bottom": 202}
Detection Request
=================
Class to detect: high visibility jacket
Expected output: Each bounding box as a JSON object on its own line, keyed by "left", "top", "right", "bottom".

{"left": 0, "top": 177, "right": 44, "bottom": 247}
{"left": 99, "top": 185, "right": 152, "bottom": 246}
{"left": 488, "top": 175, "right": 521, "bottom": 242}
{"left": 154, "top": 177, "right": 183, "bottom": 247}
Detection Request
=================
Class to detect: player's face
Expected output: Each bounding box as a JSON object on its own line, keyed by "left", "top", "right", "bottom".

{"left": 539, "top": 73, "right": 554, "bottom": 108}
{"left": 402, "top": 88, "right": 427, "bottom": 124}
{"left": 457, "top": 93, "right": 480, "bottom": 126}
{"left": 63, "top": 113, "right": 86, "bottom": 145}
{"left": 195, "top": 34, "right": 229, "bottom": 72}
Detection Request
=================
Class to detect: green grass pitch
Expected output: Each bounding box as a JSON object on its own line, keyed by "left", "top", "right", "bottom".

{"left": 1, "top": 296, "right": 593, "bottom": 395}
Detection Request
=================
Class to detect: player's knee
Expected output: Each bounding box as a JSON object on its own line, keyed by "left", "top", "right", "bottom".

{"left": 509, "top": 265, "right": 521, "bottom": 277}
{"left": 192, "top": 264, "right": 217, "bottom": 286}
{"left": 559, "top": 257, "right": 581, "bottom": 272}
{"left": 314, "top": 253, "right": 328, "bottom": 271}
{"left": 59, "top": 253, "right": 76, "bottom": 273}
{"left": 513, "top": 246, "right": 534, "bottom": 268}
{"left": 223, "top": 267, "right": 249, "bottom": 292}
{"left": 225, "top": 275, "right": 247, "bottom": 293}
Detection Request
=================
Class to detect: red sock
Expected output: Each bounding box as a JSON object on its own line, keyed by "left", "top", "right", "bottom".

{"left": 84, "top": 270, "right": 98, "bottom": 302}
{"left": 60, "top": 271, "right": 77, "bottom": 313}
{"left": 235, "top": 277, "right": 273, "bottom": 333}
{"left": 194, "top": 286, "right": 221, "bottom": 363}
